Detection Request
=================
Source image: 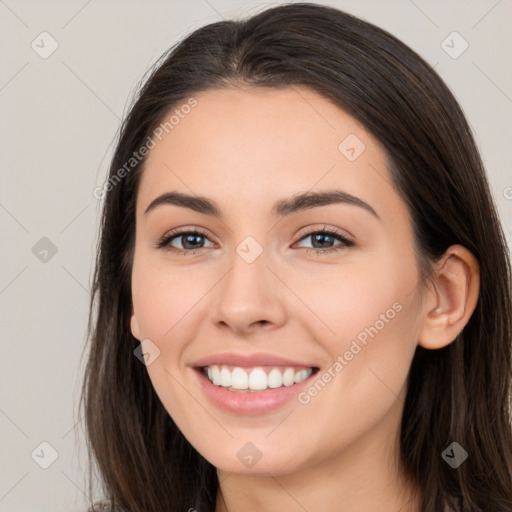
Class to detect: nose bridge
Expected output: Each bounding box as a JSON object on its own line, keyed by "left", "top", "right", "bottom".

{"left": 210, "top": 235, "right": 286, "bottom": 332}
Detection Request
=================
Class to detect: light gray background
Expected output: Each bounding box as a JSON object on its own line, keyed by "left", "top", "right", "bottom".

{"left": 1, "top": 1, "right": 511, "bottom": 510}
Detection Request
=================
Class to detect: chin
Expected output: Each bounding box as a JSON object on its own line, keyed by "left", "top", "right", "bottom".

{"left": 201, "top": 442, "right": 308, "bottom": 476}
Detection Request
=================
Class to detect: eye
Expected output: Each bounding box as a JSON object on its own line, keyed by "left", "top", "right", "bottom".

{"left": 155, "top": 228, "right": 214, "bottom": 256}
{"left": 294, "top": 226, "right": 354, "bottom": 255}
{"left": 156, "top": 225, "right": 354, "bottom": 256}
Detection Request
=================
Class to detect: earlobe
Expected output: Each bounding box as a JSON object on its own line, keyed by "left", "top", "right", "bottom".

{"left": 130, "top": 311, "right": 141, "bottom": 341}
{"left": 418, "top": 245, "right": 480, "bottom": 350}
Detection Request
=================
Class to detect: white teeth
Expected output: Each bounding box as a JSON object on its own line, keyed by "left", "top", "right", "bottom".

{"left": 220, "top": 367, "right": 231, "bottom": 387}
{"left": 282, "top": 368, "right": 295, "bottom": 386}
{"left": 204, "top": 365, "right": 313, "bottom": 391}
{"left": 231, "top": 367, "right": 249, "bottom": 390}
{"left": 248, "top": 368, "right": 267, "bottom": 390}
{"left": 294, "top": 369, "right": 309, "bottom": 383}
{"left": 211, "top": 365, "right": 221, "bottom": 385}
{"left": 267, "top": 368, "right": 283, "bottom": 388}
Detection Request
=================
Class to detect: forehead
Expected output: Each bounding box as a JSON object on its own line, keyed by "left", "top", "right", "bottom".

{"left": 136, "top": 85, "right": 400, "bottom": 221}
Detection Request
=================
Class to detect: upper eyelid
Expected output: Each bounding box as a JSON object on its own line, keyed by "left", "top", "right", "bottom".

{"left": 296, "top": 228, "right": 353, "bottom": 246}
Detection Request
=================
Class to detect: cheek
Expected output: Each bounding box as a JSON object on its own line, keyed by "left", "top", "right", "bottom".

{"left": 294, "top": 260, "right": 411, "bottom": 352}
{"left": 290, "top": 279, "right": 418, "bottom": 464}
{"left": 131, "top": 252, "right": 212, "bottom": 344}
{"left": 297, "top": 250, "right": 419, "bottom": 398}
{"left": 130, "top": 255, "right": 211, "bottom": 424}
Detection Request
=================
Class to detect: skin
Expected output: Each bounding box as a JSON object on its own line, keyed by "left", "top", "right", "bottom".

{"left": 130, "top": 86, "right": 480, "bottom": 511}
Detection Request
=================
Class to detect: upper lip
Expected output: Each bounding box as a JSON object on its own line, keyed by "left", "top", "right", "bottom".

{"left": 192, "top": 352, "right": 318, "bottom": 369}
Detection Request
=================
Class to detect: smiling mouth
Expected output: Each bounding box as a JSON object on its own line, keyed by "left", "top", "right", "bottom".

{"left": 200, "top": 365, "right": 319, "bottom": 392}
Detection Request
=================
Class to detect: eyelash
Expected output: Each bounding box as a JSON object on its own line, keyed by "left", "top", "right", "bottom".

{"left": 155, "top": 226, "right": 354, "bottom": 257}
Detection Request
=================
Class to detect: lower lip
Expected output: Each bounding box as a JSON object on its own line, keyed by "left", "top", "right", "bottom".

{"left": 194, "top": 368, "right": 316, "bottom": 415}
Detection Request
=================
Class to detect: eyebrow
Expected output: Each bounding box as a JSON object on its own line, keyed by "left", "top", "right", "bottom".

{"left": 144, "top": 189, "right": 380, "bottom": 220}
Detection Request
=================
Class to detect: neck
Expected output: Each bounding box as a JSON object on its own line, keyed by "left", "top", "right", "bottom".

{"left": 216, "top": 457, "right": 421, "bottom": 512}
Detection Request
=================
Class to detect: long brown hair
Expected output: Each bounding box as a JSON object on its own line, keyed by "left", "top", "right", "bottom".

{"left": 80, "top": 3, "right": 512, "bottom": 510}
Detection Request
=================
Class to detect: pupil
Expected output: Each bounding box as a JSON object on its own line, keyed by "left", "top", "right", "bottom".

{"left": 183, "top": 234, "right": 203, "bottom": 249}
{"left": 313, "top": 234, "right": 333, "bottom": 248}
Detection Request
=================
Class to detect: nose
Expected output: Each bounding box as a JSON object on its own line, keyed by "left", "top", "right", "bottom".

{"left": 209, "top": 245, "right": 287, "bottom": 336}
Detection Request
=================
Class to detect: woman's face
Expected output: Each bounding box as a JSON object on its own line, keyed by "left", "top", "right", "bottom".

{"left": 130, "top": 86, "right": 426, "bottom": 475}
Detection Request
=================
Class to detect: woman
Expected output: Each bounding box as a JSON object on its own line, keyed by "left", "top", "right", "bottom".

{"left": 80, "top": 3, "right": 512, "bottom": 511}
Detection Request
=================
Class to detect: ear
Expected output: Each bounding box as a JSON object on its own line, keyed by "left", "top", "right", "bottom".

{"left": 418, "top": 244, "right": 480, "bottom": 350}
{"left": 130, "top": 304, "right": 141, "bottom": 341}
